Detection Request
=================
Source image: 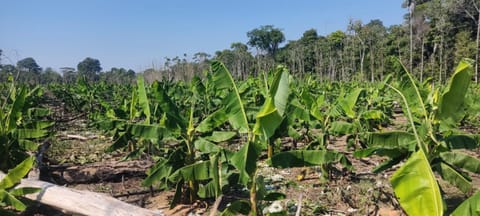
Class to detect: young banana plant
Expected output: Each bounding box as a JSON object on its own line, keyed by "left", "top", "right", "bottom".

{"left": 0, "top": 75, "right": 53, "bottom": 172}
{"left": 355, "top": 59, "right": 480, "bottom": 215}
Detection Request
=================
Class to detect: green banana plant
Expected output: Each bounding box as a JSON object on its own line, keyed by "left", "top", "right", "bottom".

{"left": 203, "top": 61, "right": 290, "bottom": 215}
{"left": 355, "top": 59, "right": 480, "bottom": 215}
{"left": 0, "top": 76, "right": 53, "bottom": 171}
{"left": 0, "top": 156, "right": 40, "bottom": 215}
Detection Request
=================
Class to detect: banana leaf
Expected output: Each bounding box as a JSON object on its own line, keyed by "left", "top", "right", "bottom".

{"left": 436, "top": 59, "right": 473, "bottom": 131}
{"left": 390, "top": 150, "right": 443, "bottom": 216}
{"left": 253, "top": 66, "right": 289, "bottom": 140}
{"left": 211, "top": 61, "right": 249, "bottom": 133}
{"left": 136, "top": 76, "right": 151, "bottom": 124}
{"left": 205, "top": 131, "right": 237, "bottom": 143}
{"left": 15, "top": 129, "right": 48, "bottom": 139}
{"left": 445, "top": 134, "right": 479, "bottom": 150}
{"left": 9, "top": 187, "right": 41, "bottom": 196}
{"left": 451, "top": 191, "right": 480, "bottom": 216}
{"left": 340, "top": 88, "right": 364, "bottom": 118}
{"left": 230, "top": 141, "right": 262, "bottom": 185}
{"left": 329, "top": 121, "right": 354, "bottom": 136}
{"left": 129, "top": 124, "right": 166, "bottom": 140}
{"left": 220, "top": 200, "right": 251, "bottom": 216}
{"left": 365, "top": 131, "right": 416, "bottom": 151}
{"left": 0, "top": 190, "right": 26, "bottom": 211}
{"left": 436, "top": 162, "right": 472, "bottom": 194}
{"left": 440, "top": 152, "right": 480, "bottom": 174}
{"left": 196, "top": 108, "right": 228, "bottom": 133}
{"left": 268, "top": 150, "right": 351, "bottom": 169}
{"left": 194, "top": 138, "right": 222, "bottom": 153}
{"left": 169, "top": 161, "right": 212, "bottom": 182}
{"left": 152, "top": 81, "right": 186, "bottom": 129}
{"left": 0, "top": 156, "right": 34, "bottom": 189}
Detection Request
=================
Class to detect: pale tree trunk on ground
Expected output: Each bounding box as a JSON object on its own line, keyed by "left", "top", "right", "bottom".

{"left": 0, "top": 171, "right": 163, "bottom": 216}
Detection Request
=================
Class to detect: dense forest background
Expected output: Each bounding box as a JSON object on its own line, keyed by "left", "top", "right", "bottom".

{"left": 1, "top": 0, "right": 479, "bottom": 84}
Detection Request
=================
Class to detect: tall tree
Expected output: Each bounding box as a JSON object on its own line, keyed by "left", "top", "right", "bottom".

{"left": 451, "top": 0, "right": 480, "bottom": 82}
{"left": 77, "top": 57, "right": 102, "bottom": 82}
{"left": 17, "top": 57, "right": 41, "bottom": 84}
{"left": 247, "top": 25, "right": 285, "bottom": 57}
{"left": 17, "top": 57, "right": 41, "bottom": 73}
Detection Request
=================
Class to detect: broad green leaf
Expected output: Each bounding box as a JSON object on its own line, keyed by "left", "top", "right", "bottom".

{"left": 169, "top": 161, "right": 212, "bottom": 182}
{"left": 361, "top": 110, "right": 385, "bottom": 120}
{"left": 365, "top": 131, "right": 416, "bottom": 151}
{"left": 195, "top": 138, "right": 221, "bottom": 153}
{"left": 0, "top": 190, "right": 26, "bottom": 211}
{"left": 136, "top": 76, "right": 151, "bottom": 124}
{"left": 15, "top": 129, "right": 48, "bottom": 139}
{"left": 8, "top": 87, "right": 27, "bottom": 131}
{"left": 196, "top": 109, "right": 228, "bottom": 133}
{"left": 268, "top": 150, "right": 351, "bottom": 169}
{"left": 106, "top": 132, "right": 130, "bottom": 152}
{"left": 197, "top": 180, "right": 218, "bottom": 198}
{"left": 396, "top": 66, "right": 429, "bottom": 119}
{"left": 253, "top": 97, "right": 282, "bottom": 139}
{"left": 9, "top": 187, "right": 41, "bottom": 196}
{"left": 451, "top": 191, "right": 480, "bottom": 216}
{"left": 223, "top": 91, "right": 249, "bottom": 133}
{"left": 339, "top": 88, "right": 364, "bottom": 118}
{"left": 253, "top": 66, "right": 290, "bottom": 139}
{"left": 220, "top": 200, "right": 251, "bottom": 216}
{"left": 436, "top": 59, "right": 473, "bottom": 131}
{"left": 437, "top": 162, "right": 471, "bottom": 194}
{"left": 441, "top": 152, "right": 480, "bottom": 174}
{"left": 129, "top": 86, "right": 138, "bottom": 121}
{"left": 152, "top": 81, "right": 186, "bottom": 129}
{"left": 25, "top": 121, "right": 54, "bottom": 130}
{"left": 205, "top": 131, "right": 237, "bottom": 143}
{"left": 210, "top": 153, "right": 221, "bottom": 198}
{"left": 288, "top": 99, "right": 310, "bottom": 122}
{"left": 27, "top": 108, "right": 50, "bottom": 118}
{"left": 130, "top": 124, "right": 166, "bottom": 140}
{"left": 142, "top": 159, "right": 172, "bottom": 187}
{"left": 211, "top": 61, "right": 249, "bottom": 133}
{"left": 0, "top": 157, "right": 34, "bottom": 189}
{"left": 372, "top": 157, "right": 403, "bottom": 173}
{"left": 191, "top": 75, "right": 206, "bottom": 98}
{"left": 270, "top": 66, "right": 289, "bottom": 116}
{"left": 390, "top": 150, "right": 443, "bottom": 216}
{"left": 445, "top": 135, "right": 479, "bottom": 150}
{"left": 230, "top": 141, "right": 262, "bottom": 185}
{"left": 329, "top": 121, "right": 354, "bottom": 136}
{"left": 18, "top": 140, "right": 39, "bottom": 152}
{"left": 170, "top": 180, "right": 183, "bottom": 208}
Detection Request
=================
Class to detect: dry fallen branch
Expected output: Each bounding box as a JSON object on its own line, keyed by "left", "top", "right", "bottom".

{"left": 49, "top": 160, "right": 153, "bottom": 184}
{"left": 295, "top": 194, "right": 303, "bottom": 216}
{"left": 0, "top": 171, "right": 164, "bottom": 216}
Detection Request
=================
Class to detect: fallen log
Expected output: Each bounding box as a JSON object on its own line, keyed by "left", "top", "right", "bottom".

{"left": 49, "top": 160, "right": 153, "bottom": 184}
{"left": 0, "top": 171, "right": 164, "bottom": 216}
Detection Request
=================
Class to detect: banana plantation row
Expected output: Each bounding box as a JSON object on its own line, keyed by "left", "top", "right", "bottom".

{"left": 1, "top": 60, "right": 480, "bottom": 215}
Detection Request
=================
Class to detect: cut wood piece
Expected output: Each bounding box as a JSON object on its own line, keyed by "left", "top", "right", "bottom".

{"left": 65, "top": 134, "right": 89, "bottom": 141}
{"left": 0, "top": 171, "right": 164, "bottom": 216}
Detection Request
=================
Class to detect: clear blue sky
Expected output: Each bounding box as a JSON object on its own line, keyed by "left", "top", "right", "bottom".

{"left": 0, "top": 1, "right": 406, "bottom": 72}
